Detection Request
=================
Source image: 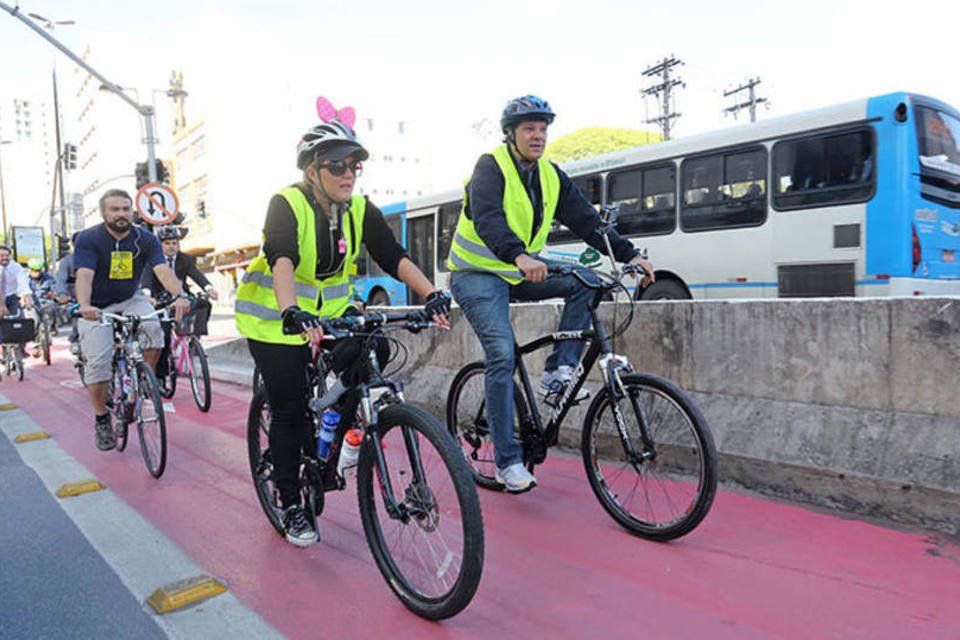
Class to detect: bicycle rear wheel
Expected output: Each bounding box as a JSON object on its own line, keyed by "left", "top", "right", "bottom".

{"left": 187, "top": 337, "right": 211, "bottom": 412}
{"left": 246, "top": 389, "right": 284, "bottom": 535}
{"left": 581, "top": 372, "right": 717, "bottom": 541}
{"left": 358, "top": 403, "right": 484, "bottom": 620}
{"left": 446, "top": 361, "right": 529, "bottom": 490}
{"left": 135, "top": 361, "right": 167, "bottom": 478}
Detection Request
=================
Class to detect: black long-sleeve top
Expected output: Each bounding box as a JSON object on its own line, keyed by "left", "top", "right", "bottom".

{"left": 262, "top": 185, "right": 407, "bottom": 281}
{"left": 465, "top": 150, "right": 639, "bottom": 264}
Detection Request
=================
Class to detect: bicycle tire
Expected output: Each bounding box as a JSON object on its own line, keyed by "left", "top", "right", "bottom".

{"left": 358, "top": 403, "right": 484, "bottom": 620}
{"left": 446, "top": 361, "right": 529, "bottom": 490}
{"left": 580, "top": 372, "right": 717, "bottom": 541}
{"left": 188, "top": 337, "right": 211, "bottom": 412}
{"left": 246, "top": 389, "right": 284, "bottom": 535}
{"left": 135, "top": 361, "right": 167, "bottom": 478}
{"left": 41, "top": 323, "right": 51, "bottom": 366}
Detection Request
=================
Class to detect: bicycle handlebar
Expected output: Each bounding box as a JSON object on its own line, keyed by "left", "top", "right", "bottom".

{"left": 546, "top": 262, "right": 648, "bottom": 289}
{"left": 282, "top": 310, "right": 435, "bottom": 339}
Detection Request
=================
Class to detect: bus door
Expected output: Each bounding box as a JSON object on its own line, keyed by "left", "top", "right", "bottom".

{"left": 405, "top": 210, "right": 436, "bottom": 305}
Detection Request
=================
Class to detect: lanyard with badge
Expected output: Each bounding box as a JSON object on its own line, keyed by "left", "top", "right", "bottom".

{"left": 110, "top": 236, "right": 134, "bottom": 280}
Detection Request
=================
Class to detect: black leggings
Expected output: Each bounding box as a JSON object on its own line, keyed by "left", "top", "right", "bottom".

{"left": 248, "top": 335, "right": 390, "bottom": 508}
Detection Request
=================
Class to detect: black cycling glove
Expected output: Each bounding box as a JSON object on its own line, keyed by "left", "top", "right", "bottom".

{"left": 424, "top": 290, "right": 451, "bottom": 318}
{"left": 281, "top": 305, "right": 321, "bottom": 335}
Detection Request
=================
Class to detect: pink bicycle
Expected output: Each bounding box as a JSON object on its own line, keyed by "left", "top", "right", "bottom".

{"left": 157, "top": 299, "right": 212, "bottom": 412}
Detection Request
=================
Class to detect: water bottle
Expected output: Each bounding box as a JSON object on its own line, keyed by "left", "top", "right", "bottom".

{"left": 317, "top": 408, "right": 339, "bottom": 461}
{"left": 337, "top": 428, "right": 363, "bottom": 478}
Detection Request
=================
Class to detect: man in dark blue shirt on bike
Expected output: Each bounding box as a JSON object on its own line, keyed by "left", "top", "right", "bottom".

{"left": 447, "top": 95, "right": 653, "bottom": 493}
{"left": 74, "top": 189, "right": 190, "bottom": 452}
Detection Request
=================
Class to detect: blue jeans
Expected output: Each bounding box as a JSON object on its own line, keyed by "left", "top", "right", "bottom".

{"left": 450, "top": 264, "right": 599, "bottom": 469}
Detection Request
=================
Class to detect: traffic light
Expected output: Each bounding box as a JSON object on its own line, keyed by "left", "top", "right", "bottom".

{"left": 196, "top": 199, "right": 207, "bottom": 219}
{"left": 64, "top": 143, "right": 78, "bottom": 171}
{"left": 135, "top": 159, "right": 170, "bottom": 188}
{"left": 56, "top": 234, "right": 71, "bottom": 259}
{"left": 135, "top": 161, "right": 150, "bottom": 189}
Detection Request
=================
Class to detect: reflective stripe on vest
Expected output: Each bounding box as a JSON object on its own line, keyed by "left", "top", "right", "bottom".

{"left": 447, "top": 144, "right": 559, "bottom": 284}
{"left": 235, "top": 190, "right": 365, "bottom": 345}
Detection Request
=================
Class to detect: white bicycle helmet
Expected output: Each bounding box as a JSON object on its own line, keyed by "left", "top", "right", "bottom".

{"left": 296, "top": 120, "right": 369, "bottom": 170}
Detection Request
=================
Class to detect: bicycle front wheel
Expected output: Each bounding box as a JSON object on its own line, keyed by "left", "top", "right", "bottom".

{"left": 358, "top": 403, "right": 484, "bottom": 620}
{"left": 135, "top": 361, "right": 167, "bottom": 478}
{"left": 41, "top": 323, "right": 51, "bottom": 366}
{"left": 187, "top": 337, "right": 211, "bottom": 412}
{"left": 581, "top": 372, "right": 717, "bottom": 541}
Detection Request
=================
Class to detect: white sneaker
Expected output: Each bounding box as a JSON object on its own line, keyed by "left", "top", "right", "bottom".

{"left": 495, "top": 463, "right": 537, "bottom": 494}
{"left": 539, "top": 366, "right": 590, "bottom": 406}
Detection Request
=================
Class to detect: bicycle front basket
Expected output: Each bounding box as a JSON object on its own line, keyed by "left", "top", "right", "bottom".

{"left": 0, "top": 318, "right": 36, "bottom": 344}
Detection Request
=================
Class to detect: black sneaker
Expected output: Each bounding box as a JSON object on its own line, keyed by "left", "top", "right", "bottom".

{"left": 95, "top": 414, "right": 116, "bottom": 451}
{"left": 282, "top": 505, "right": 318, "bottom": 547}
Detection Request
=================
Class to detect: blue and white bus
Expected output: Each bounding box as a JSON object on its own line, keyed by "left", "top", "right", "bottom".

{"left": 355, "top": 92, "right": 960, "bottom": 302}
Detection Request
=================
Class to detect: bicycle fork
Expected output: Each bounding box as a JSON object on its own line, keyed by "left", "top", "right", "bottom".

{"left": 599, "top": 354, "right": 657, "bottom": 467}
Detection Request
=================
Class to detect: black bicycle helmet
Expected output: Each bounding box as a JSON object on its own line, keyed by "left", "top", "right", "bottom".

{"left": 500, "top": 95, "right": 556, "bottom": 132}
{"left": 296, "top": 120, "right": 369, "bottom": 170}
{"left": 156, "top": 225, "right": 186, "bottom": 241}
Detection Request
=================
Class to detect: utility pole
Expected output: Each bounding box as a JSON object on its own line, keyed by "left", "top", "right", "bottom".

{"left": 641, "top": 55, "right": 684, "bottom": 141}
{"left": 723, "top": 77, "right": 768, "bottom": 122}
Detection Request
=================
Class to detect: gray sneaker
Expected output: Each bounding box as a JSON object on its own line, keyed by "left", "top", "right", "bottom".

{"left": 95, "top": 415, "right": 116, "bottom": 451}
{"left": 282, "top": 505, "right": 318, "bottom": 547}
{"left": 495, "top": 463, "right": 537, "bottom": 494}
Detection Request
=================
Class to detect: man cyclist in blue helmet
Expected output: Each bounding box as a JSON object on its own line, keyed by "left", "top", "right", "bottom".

{"left": 447, "top": 95, "right": 654, "bottom": 493}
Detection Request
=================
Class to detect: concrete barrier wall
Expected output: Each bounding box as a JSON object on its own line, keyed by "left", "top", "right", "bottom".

{"left": 208, "top": 297, "right": 960, "bottom": 533}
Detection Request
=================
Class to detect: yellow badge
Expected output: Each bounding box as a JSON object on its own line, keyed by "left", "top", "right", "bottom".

{"left": 109, "top": 251, "right": 134, "bottom": 280}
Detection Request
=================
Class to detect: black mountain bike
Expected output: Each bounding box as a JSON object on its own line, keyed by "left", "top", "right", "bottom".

{"left": 247, "top": 310, "right": 484, "bottom": 620}
{"left": 447, "top": 210, "right": 718, "bottom": 541}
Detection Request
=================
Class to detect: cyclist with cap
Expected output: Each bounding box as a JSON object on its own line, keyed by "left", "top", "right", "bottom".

{"left": 235, "top": 114, "right": 451, "bottom": 547}
{"left": 26, "top": 258, "right": 55, "bottom": 357}
{"left": 447, "top": 95, "right": 654, "bottom": 494}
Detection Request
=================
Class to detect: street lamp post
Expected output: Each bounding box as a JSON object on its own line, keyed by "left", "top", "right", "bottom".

{"left": 1, "top": 2, "right": 161, "bottom": 184}
{"left": 0, "top": 140, "right": 11, "bottom": 239}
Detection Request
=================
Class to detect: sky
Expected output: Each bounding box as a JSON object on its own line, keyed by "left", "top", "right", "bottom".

{"left": 1, "top": 0, "right": 959, "bottom": 230}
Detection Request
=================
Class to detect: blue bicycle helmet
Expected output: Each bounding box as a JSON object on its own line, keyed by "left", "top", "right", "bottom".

{"left": 500, "top": 95, "right": 556, "bottom": 132}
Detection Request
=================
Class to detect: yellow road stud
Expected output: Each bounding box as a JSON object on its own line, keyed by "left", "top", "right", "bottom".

{"left": 146, "top": 574, "right": 228, "bottom": 614}
{"left": 56, "top": 479, "right": 106, "bottom": 498}
{"left": 0, "top": 402, "right": 17, "bottom": 411}
{"left": 14, "top": 431, "right": 50, "bottom": 443}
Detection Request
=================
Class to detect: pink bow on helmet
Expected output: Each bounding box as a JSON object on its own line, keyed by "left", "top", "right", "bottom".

{"left": 316, "top": 96, "right": 356, "bottom": 128}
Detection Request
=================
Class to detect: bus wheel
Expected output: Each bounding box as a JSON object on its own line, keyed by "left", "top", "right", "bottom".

{"left": 368, "top": 289, "right": 390, "bottom": 307}
{"left": 640, "top": 279, "right": 689, "bottom": 300}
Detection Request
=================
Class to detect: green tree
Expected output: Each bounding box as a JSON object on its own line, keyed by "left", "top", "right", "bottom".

{"left": 545, "top": 127, "right": 662, "bottom": 163}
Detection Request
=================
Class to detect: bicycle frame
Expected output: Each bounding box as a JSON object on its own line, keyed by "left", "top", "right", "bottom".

{"left": 508, "top": 288, "right": 647, "bottom": 466}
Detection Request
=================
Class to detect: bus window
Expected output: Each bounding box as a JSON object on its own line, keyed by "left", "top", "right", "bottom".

{"left": 437, "top": 201, "right": 462, "bottom": 273}
{"left": 406, "top": 214, "right": 435, "bottom": 304}
{"left": 609, "top": 164, "right": 676, "bottom": 236}
{"left": 680, "top": 148, "right": 766, "bottom": 232}
{"left": 916, "top": 106, "right": 960, "bottom": 168}
{"left": 772, "top": 128, "right": 875, "bottom": 210}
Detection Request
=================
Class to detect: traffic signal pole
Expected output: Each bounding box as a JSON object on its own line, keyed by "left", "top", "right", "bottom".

{"left": 1, "top": 1, "right": 159, "bottom": 182}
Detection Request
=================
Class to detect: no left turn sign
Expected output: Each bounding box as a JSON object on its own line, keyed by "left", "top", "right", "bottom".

{"left": 135, "top": 183, "right": 180, "bottom": 225}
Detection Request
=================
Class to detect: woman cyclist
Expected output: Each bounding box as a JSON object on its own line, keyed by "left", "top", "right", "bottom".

{"left": 235, "top": 115, "right": 451, "bottom": 547}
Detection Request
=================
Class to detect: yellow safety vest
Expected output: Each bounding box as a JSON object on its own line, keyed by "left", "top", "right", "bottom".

{"left": 447, "top": 144, "right": 559, "bottom": 284}
{"left": 235, "top": 188, "right": 365, "bottom": 345}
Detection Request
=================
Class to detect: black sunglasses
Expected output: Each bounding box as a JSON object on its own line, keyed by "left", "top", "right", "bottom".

{"left": 319, "top": 159, "right": 363, "bottom": 177}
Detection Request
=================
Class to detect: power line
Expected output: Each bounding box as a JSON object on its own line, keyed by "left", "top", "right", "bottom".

{"left": 641, "top": 55, "right": 684, "bottom": 141}
{"left": 723, "top": 77, "right": 768, "bottom": 123}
